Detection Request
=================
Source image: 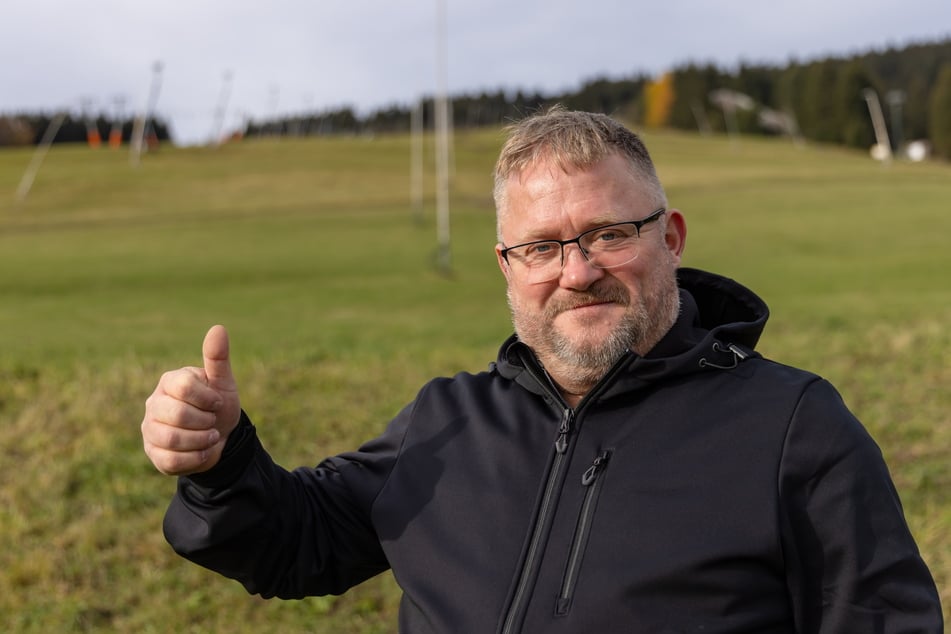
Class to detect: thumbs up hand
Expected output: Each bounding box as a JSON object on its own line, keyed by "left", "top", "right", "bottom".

{"left": 142, "top": 325, "right": 242, "bottom": 476}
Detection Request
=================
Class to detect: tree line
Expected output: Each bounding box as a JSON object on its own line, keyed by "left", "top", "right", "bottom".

{"left": 3, "top": 38, "right": 950, "bottom": 158}
{"left": 247, "top": 38, "right": 951, "bottom": 159}
{"left": 0, "top": 114, "right": 171, "bottom": 149}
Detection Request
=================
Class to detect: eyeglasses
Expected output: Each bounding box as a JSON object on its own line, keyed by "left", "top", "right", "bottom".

{"left": 500, "top": 208, "right": 666, "bottom": 284}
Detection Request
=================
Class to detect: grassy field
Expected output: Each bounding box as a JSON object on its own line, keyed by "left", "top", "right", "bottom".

{"left": 0, "top": 127, "right": 948, "bottom": 631}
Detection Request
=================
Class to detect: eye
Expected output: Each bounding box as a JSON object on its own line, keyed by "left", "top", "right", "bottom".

{"left": 525, "top": 242, "right": 558, "bottom": 257}
{"left": 593, "top": 230, "right": 622, "bottom": 242}
{"left": 587, "top": 225, "right": 635, "bottom": 245}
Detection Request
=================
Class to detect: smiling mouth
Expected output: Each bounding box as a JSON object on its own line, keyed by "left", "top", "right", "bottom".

{"left": 564, "top": 300, "right": 620, "bottom": 313}
{"left": 550, "top": 285, "right": 629, "bottom": 316}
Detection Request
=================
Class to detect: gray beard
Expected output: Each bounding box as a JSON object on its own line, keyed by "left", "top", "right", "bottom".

{"left": 548, "top": 297, "right": 652, "bottom": 384}
{"left": 508, "top": 268, "right": 681, "bottom": 389}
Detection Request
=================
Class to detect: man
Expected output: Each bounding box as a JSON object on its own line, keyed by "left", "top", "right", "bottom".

{"left": 142, "top": 107, "right": 942, "bottom": 632}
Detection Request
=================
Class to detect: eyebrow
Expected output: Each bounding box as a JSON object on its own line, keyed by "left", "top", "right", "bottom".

{"left": 516, "top": 214, "right": 627, "bottom": 242}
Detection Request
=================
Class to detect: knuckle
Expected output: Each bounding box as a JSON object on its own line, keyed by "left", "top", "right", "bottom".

{"left": 143, "top": 417, "right": 176, "bottom": 448}
{"left": 171, "top": 451, "right": 204, "bottom": 476}
{"left": 147, "top": 445, "right": 201, "bottom": 476}
{"left": 152, "top": 395, "right": 210, "bottom": 430}
{"left": 161, "top": 368, "right": 199, "bottom": 398}
{"left": 164, "top": 398, "right": 187, "bottom": 424}
{"left": 160, "top": 425, "right": 184, "bottom": 450}
{"left": 159, "top": 370, "right": 178, "bottom": 388}
{"left": 166, "top": 370, "right": 190, "bottom": 394}
{"left": 161, "top": 452, "right": 187, "bottom": 474}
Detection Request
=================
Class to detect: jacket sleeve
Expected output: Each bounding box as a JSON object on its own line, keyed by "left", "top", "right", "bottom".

{"left": 778, "top": 379, "right": 943, "bottom": 632}
{"left": 162, "top": 408, "right": 407, "bottom": 599}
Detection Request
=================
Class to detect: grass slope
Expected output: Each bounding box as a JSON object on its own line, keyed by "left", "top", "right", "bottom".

{"left": 0, "top": 129, "right": 948, "bottom": 631}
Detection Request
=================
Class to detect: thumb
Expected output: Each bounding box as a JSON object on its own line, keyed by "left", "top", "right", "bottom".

{"left": 202, "top": 324, "right": 235, "bottom": 390}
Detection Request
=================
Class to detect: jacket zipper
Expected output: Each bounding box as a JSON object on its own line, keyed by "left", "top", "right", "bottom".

{"left": 500, "top": 407, "right": 574, "bottom": 634}
{"left": 555, "top": 449, "right": 612, "bottom": 616}
{"left": 498, "top": 347, "right": 631, "bottom": 634}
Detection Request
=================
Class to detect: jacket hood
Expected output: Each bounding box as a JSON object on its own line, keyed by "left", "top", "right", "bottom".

{"left": 665, "top": 267, "right": 768, "bottom": 352}
{"left": 494, "top": 267, "right": 770, "bottom": 398}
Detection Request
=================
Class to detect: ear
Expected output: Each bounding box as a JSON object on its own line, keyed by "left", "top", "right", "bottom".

{"left": 663, "top": 209, "right": 687, "bottom": 265}
{"left": 495, "top": 244, "right": 513, "bottom": 282}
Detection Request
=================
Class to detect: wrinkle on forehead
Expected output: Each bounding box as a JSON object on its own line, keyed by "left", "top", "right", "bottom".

{"left": 517, "top": 154, "right": 645, "bottom": 208}
{"left": 498, "top": 153, "right": 662, "bottom": 246}
{"left": 496, "top": 150, "right": 622, "bottom": 237}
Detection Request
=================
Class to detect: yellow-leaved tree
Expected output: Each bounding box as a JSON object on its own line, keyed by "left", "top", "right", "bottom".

{"left": 644, "top": 72, "right": 676, "bottom": 128}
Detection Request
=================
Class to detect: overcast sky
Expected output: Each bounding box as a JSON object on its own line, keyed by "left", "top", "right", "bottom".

{"left": 2, "top": 0, "right": 949, "bottom": 145}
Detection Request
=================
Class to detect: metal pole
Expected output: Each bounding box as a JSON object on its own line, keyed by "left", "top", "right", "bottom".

{"left": 886, "top": 90, "right": 905, "bottom": 154}
{"left": 301, "top": 93, "right": 314, "bottom": 136}
{"left": 131, "top": 61, "right": 163, "bottom": 166}
{"left": 862, "top": 88, "right": 892, "bottom": 163}
{"left": 15, "top": 112, "right": 66, "bottom": 205}
{"left": 109, "top": 95, "right": 125, "bottom": 148}
{"left": 210, "top": 70, "right": 233, "bottom": 146}
{"left": 268, "top": 85, "right": 280, "bottom": 137}
{"left": 81, "top": 97, "right": 101, "bottom": 148}
{"left": 434, "top": 0, "right": 451, "bottom": 274}
{"left": 411, "top": 97, "right": 424, "bottom": 225}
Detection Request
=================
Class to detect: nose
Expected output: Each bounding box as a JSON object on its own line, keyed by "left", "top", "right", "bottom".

{"left": 559, "top": 243, "right": 604, "bottom": 290}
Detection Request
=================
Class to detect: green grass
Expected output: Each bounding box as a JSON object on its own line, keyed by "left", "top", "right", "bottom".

{"left": 1, "top": 129, "right": 948, "bottom": 631}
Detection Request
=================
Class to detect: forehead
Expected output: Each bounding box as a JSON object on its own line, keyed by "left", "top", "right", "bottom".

{"left": 500, "top": 154, "right": 652, "bottom": 240}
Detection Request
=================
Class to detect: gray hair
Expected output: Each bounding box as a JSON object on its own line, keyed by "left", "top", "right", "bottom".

{"left": 493, "top": 105, "right": 667, "bottom": 240}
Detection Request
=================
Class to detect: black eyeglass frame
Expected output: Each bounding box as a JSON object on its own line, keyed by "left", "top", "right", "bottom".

{"left": 499, "top": 207, "right": 667, "bottom": 268}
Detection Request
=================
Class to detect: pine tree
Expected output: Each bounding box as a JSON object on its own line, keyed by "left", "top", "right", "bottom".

{"left": 928, "top": 63, "right": 951, "bottom": 158}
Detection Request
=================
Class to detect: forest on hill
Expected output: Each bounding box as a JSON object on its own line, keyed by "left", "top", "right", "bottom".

{"left": 3, "top": 38, "right": 950, "bottom": 158}
{"left": 252, "top": 37, "right": 951, "bottom": 159}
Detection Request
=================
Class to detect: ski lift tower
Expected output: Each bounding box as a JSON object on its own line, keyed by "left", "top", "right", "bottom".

{"left": 708, "top": 89, "right": 755, "bottom": 143}
{"left": 862, "top": 88, "right": 892, "bottom": 163}
{"left": 130, "top": 61, "right": 164, "bottom": 166}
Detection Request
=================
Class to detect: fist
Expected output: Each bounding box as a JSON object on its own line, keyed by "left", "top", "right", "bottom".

{"left": 142, "top": 325, "right": 242, "bottom": 476}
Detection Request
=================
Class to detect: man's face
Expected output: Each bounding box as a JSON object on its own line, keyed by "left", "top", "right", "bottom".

{"left": 495, "top": 153, "right": 686, "bottom": 386}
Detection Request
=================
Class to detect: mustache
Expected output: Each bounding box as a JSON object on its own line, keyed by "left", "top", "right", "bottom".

{"left": 546, "top": 284, "right": 630, "bottom": 316}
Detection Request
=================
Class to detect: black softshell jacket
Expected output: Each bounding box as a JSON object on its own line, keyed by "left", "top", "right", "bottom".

{"left": 165, "top": 268, "right": 943, "bottom": 633}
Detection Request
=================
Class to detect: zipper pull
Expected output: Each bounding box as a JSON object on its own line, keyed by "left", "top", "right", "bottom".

{"left": 555, "top": 409, "right": 573, "bottom": 454}
{"left": 581, "top": 450, "right": 611, "bottom": 485}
